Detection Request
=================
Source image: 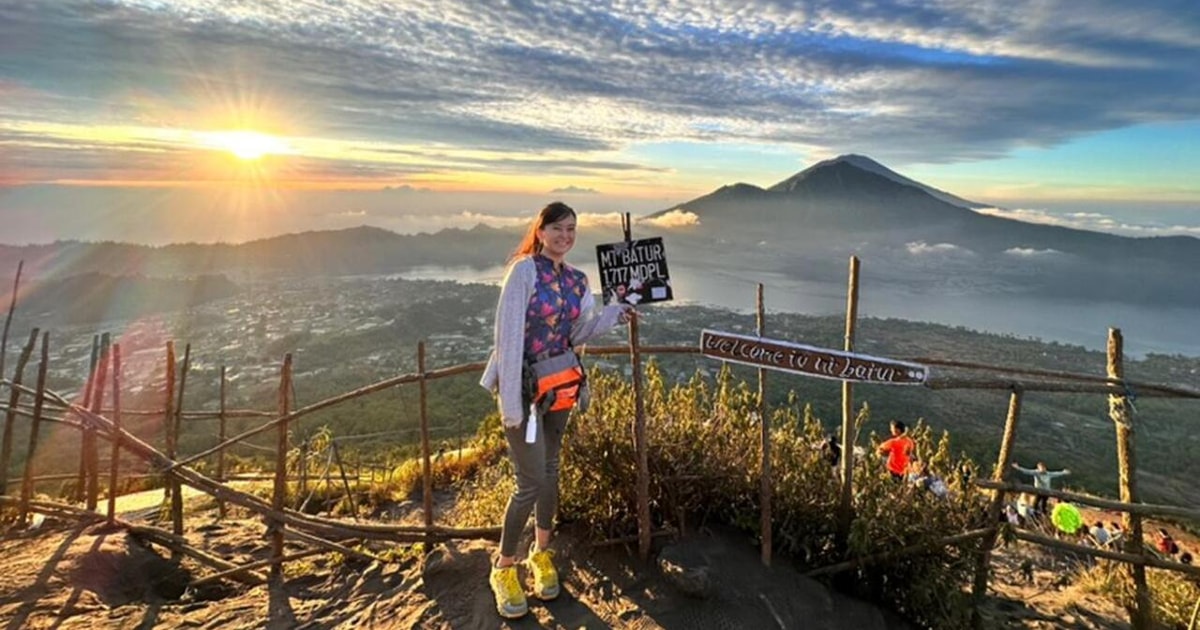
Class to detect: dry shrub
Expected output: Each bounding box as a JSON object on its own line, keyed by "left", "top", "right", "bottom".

{"left": 443, "top": 459, "right": 514, "bottom": 528}
{"left": 554, "top": 361, "right": 989, "bottom": 629}
{"left": 1078, "top": 561, "right": 1200, "bottom": 628}
{"left": 388, "top": 443, "right": 503, "bottom": 499}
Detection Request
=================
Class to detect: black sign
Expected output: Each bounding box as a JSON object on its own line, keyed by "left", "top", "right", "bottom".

{"left": 596, "top": 237, "right": 673, "bottom": 306}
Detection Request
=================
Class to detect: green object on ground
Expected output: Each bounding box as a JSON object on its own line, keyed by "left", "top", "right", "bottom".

{"left": 1052, "top": 502, "right": 1082, "bottom": 534}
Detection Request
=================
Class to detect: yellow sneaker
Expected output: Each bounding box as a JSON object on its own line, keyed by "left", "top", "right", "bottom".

{"left": 525, "top": 545, "right": 560, "bottom": 600}
{"left": 489, "top": 564, "right": 528, "bottom": 619}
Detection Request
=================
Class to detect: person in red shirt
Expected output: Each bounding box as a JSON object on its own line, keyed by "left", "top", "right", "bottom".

{"left": 878, "top": 420, "right": 915, "bottom": 482}
{"left": 1156, "top": 528, "right": 1179, "bottom": 556}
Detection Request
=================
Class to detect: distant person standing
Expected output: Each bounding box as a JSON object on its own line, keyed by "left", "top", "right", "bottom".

{"left": 480, "top": 201, "right": 634, "bottom": 620}
{"left": 1011, "top": 461, "right": 1070, "bottom": 516}
{"left": 877, "top": 421, "right": 915, "bottom": 483}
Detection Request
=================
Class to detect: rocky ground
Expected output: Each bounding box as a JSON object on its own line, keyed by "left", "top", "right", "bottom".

{"left": 0, "top": 496, "right": 1180, "bottom": 629}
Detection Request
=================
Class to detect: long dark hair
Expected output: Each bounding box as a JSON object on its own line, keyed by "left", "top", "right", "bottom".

{"left": 509, "top": 201, "right": 577, "bottom": 262}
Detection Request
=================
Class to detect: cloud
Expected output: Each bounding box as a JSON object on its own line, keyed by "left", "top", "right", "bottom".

{"left": 575, "top": 212, "right": 626, "bottom": 228}
{"left": 549, "top": 186, "right": 599, "bottom": 194}
{"left": 976, "top": 207, "right": 1200, "bottom": 237}
{"left": 1, "top": 0, "right": 1199, "bottom": 183}
{"left": 641, "top": 210, "right": 701, "bottom": 229}
{"left": 1004, "top": 247, "right": 1063, "bottom": 257}
{"left": 906, "top": 241, "right": 974, "bottom": 256}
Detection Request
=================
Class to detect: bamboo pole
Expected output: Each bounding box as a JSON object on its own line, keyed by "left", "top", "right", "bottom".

{"left": 912, "top": 356, "right": 1200, "bottom": 399}
{"left": 126, "top": 523, "right": 268, "bottom": 585}
{"left": 974, "top": 480, "right": 1200, "bottom": 521}
{"left": 4, "top": 390, "right": 501, "bottom": 543}
{"left": 836, "top": 256, "right": 860, "bottom": 551}
{"left": 808, "top": 528, "right": 994, "bottom": 578}
{"left": 76, "top": 335, "right": 99, "bottom": 503}
{"left": 105, "top": 344, "right": 123, "bottom": 524}
{"left": 171, "top": 343, "right": 190, "bottom": 535}
{"left": 0, "top": 328, "right": 37, "bottom": 494}
{"left": 167, "top": 361, "right": 488, "bottom": 472}
{"left": 332, "top": 441, "right": 359, "bottom": 520}
{"left": 630, "top": 309, "right": 650, "bottom": 560}
{"left": 0, "top": 406, "right": 79, "bottom": 429}
{"left": 418, "top": 341, "right": 433, "bottom": 532}
{"left": 971, "top": 388, "right": 1023, "bottom": 629}
{"left": 925, "top": 377, "right": 1197, "bottom": 398}
{"left": 0, "top": 260, "right": 23, "bottom": 382}
{"left": 1011, "top": 529, "right": 1200, "bottom": 579}
{"left": 285, "top": 527, "right": 377, "bottom": 563}
{"left": 18, "top": 331, "right": 48, "bottom": 526}
{"left": 581, "top": 344, "right": 700, "bottom": 355}
{"left": 298, "top": 438, "right": 309, "bottom": 500}
{"left": 85, "top": 333, "right": 110, "bottom": 511}
{"left": 272, "top": 353, "right": 293, "bottom": 581}
{"left": 162, "top": 342, "right": 176, "bottom": 509}
{"left": 191, "top": 548, "right": 326, "bottom": 588}
{"left": 1109, "top": 328, "right": 1151, "bottom": 630}
{"left": 756, "top": 283, "right": 772, "bottom": 567}
{"left": 217, "top": 365, "right": 227, "bottom": 519}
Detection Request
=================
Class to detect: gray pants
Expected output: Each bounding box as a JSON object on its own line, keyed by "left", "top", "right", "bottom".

{"left": 499, "top": 409, "right": 569, "bottom": 557}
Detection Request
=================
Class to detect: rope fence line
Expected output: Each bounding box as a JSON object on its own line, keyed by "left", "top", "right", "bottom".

{"left": 2, "top": 269, "right": 1198, "bottom": 627}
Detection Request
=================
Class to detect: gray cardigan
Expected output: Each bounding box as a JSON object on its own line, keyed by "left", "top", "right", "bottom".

{"left": 479, "top": 256, "right": 627, "bottom": 427}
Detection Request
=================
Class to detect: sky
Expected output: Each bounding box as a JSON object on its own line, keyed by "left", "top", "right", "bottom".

{"left": 1, "top": 0, "right": 1199, "bottom": 244}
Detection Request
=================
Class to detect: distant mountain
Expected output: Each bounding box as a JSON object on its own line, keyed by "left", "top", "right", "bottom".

{"left": 3, "top": 156, "right": 1199, "bottom": 311}
{"left": 646, "top": 154, "right": 1200, "bottom": 306}
{"left": 771, "top": 154, "right": 988, "bottom": 209}
{"left": 0, "top": 224, "right": 521, "bottom": 282}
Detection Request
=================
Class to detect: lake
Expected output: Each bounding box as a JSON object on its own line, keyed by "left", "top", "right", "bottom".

{"left": 388, "top": 263, "right": 1200, "bottom": 358}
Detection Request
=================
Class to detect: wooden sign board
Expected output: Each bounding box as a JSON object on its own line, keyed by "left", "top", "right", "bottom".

{"left": 596, "top": 237, "right": 674, "bottom": 306}
{"left": 700, "top": 329, "right": 929, "bottom": 385}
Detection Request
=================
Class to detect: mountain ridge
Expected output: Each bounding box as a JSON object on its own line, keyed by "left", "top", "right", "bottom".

{"left": 3, "top": 155, "right": 1199, "bottom": 310}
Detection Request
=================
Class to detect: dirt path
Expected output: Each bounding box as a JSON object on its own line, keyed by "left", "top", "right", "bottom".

{"left": 6, "top": 487, "right": 1186, "bottom": 629}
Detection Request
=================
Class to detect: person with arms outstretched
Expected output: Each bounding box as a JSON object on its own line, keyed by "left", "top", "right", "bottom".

{"left": 1010, "top": 461, "right": 1070, "bottom": 516}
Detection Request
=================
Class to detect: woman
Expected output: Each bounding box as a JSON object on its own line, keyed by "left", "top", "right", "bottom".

{"left": 480, "top": 201, "right": 633, "bottom": 619}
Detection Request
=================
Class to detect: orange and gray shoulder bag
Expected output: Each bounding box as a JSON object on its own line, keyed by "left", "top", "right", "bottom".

{"left": 522, "top": 351, "right": 588, "bottom": 415}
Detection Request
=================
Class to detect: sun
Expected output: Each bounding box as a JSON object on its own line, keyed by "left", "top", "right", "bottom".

{"left": 200, "top": 130, "right": 291, "bottom": 161}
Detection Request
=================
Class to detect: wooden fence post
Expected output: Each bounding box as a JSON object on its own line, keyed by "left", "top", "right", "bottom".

{"left": 756, "top": 283, "right": 772, "bottom": 567}
{"left": 418, "top": 341, "right": 434, "bottom": 532}
{"left": 18, "top": 331, "right": 48, "bottom": 526}
{"left": 162, "top": 342, "right": 176, "bottom": 513}
{"left": 331, "top": 441, "right": 359, "bottom": 520}
{"left": 106, "top": 344, "right": 123, "bottom": 524}
{"left": 630, "top": 307, "right": 650, "bottom": 560}
{"left": 174, "top": 343, "right": 192, "bottom": 535}
{"left": 1109, "top": 328, "right": 1151, "bottom": 629}
{"left": 217, "top": 365, "right": 227, "bottom": 519}
{"left": 971, "top": 387, "right": 1024, "bottom": 628}
{"left": 298, "top": 438, "right": 309, "bottom": 500}
{"left": 271, "top": 353, "right": 293, "bottom": 580}
{"left": 836, "top": 256, "right": 860, "bottom": 550}
{"left": 0, "top": 328, "right": 37, "bottom": 495}
{"left": 86, "top": 332, "right": 110, "bottom": 511}
{"left": 0, "top": 260, "right": 23, "bottom": 382}
{"left": 78, "top": 334, "right": 98, "bottom": 502}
